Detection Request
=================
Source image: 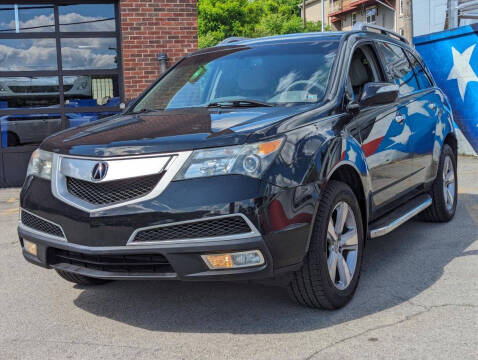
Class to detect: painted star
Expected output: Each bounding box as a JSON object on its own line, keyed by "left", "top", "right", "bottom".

{"left": 347, "top": 147, "right": 357, "bottom": 162}
{"left": 407, "top": 100, "right": 429, "bottom": 117}
{"left": 387, "top": 124, "right": 412, "bottom": 148}
{"left": 435, "top": 121, "right": 445, "bottom": 140}
{"left": 447, "top": 44, "right": 478, "bottom": 101}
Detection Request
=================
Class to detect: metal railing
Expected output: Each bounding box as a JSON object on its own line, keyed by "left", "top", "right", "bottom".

{"left": 448, "top": 0, "right": 478, "bottom": 28}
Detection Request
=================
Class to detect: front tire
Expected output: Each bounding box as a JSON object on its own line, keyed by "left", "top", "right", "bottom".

{"left": 55, "top": 270, "right": 110, "bottom": 286}
{"left": 288, "top": 180, "right": 364, "bottom": 309}
{"left": 420, "top": 144, "right": 457, "bottom": 222}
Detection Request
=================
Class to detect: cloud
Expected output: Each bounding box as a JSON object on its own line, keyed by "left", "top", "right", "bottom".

{"left": 276, "top": 71, "right": 299, "bottom": 93}
{"left": 0, "top": 43, "right": 57, "bottom": 71}
{"left": 0, "top": 12, "right": 114, "bottom": 32}
{"left": 0, "top": 10, "right": 117, "bottom": 71}
{"left": 59, "top": 12, "right": 115, "bottom": 32}
{"left": 0, "top": 37, "right": 117, "bottom": 71}
{"left": 61, "top": 38, "right": 117, "bottom": 69}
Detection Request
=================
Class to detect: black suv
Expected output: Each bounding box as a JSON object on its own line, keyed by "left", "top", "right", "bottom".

{"left": 19, "top": 24, "right": 458, "bottom": 309}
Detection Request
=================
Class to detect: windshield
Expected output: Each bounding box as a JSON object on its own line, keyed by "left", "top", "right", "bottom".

{"left": 132, "top": 41, "right": 339, "bottom": 112}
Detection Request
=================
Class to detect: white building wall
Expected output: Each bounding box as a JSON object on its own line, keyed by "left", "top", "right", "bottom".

{"left": 412, "top": 0, "right": 447, "bottom": 36}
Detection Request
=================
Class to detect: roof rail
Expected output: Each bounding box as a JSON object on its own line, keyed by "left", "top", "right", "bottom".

{"left": 216, "top": 37, "right": 249, "bottom": 46}
{"left": 352, "top": 22, "right": 409, "bottom": 44}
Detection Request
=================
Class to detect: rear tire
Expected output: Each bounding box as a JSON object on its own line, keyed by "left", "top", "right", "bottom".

{"left": 288, "top": 180, "right": 364, "bottom": 309}
{"left": 7, "top": 132, "right": 19, "bottom": 147}
{"left": 55, "top": 270, "right": 110, "bottom": 286}
{"left": 420, "top": 144, "right": 457, "bottom": 222}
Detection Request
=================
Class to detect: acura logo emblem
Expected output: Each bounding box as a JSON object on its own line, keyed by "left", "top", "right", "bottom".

{"left": 91, "top": 162, "right": 108, "bottom": 181}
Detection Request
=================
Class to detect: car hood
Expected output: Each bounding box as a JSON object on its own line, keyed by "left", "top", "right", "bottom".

{"left": 41, "top": 106, "right": 311, "bottom": 157}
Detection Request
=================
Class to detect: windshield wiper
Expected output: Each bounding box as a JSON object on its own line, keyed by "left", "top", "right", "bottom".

{"left": 127, "top": 108, "right": 163, "bottom": 115}
{"left": 207, "top": 99, "right": 274, "bottom": 108}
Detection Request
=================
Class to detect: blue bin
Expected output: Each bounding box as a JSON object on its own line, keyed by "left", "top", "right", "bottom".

{"left": 1, "top": 117, "right": 7, "bottom": 148}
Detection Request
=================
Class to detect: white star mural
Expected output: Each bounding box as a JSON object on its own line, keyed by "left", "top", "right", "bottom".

{"left": 447, "top": 44, "right": 478, "bottom": 101}
{"left": 387, "top": 124, "right": 412, "bottom": 148}
{"left": 435, "top": 121, "right": 445, "bottom": 140}
{"left": 346, "top": 147, "right": 357, "bottom": 162}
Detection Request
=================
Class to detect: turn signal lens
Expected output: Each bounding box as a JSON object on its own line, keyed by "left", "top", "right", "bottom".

{"left": 205, "top": 254, "right": 233, "bottom": 269}
{"left": 258, "top": 139, "right": 282, "bottom": 155}
{"left": 24, "top": 240, "right": 37, "bottom": 256}
{"left": 202, "top": 250, "right": 265, "bottom": 270}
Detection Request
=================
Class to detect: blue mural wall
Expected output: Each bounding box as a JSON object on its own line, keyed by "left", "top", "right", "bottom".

{"left": 414, "top": 24, "right": 478, "bottom": 152}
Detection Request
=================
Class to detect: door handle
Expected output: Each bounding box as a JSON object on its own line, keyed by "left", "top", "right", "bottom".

{"left": 394, "top": 114, "right": 405, "bottom": 124}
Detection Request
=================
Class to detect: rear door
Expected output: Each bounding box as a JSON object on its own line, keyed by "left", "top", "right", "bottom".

{"left": 404, "top": 50, "right": 441, "bottom": 186}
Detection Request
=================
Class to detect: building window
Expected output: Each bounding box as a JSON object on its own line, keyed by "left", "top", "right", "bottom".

{"left": 352, "top": 13, "right": 357, "bottom": 26}
{"left": 400, "top": 28, "right": 404, "bottom": 36}
{"left": 0, "top": 1, "right": 123, "bottom": 151}
{"left": 400, "top": 0, "right": 404, "bottom": 16}
{"left": 366, "top": 7, "right": 377, "bottom": 24}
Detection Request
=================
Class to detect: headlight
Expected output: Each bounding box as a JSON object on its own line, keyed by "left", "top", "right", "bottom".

{"left": 26, "top": 149, "right": 53, "bottom": 180}
{"left": 174, "top": 138, "right": 283, "bottom": 180}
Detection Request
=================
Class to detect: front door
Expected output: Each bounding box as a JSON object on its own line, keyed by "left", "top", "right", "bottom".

{"left": 347, "top": 43, "right": 416, "bottom": 210}
{"left": 365, "top": 41, "right": 425, "bottom": 208}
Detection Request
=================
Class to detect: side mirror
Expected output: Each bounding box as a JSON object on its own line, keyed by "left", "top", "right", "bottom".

{"left": 359, "top": 82, "right": 399, "bottom": 107}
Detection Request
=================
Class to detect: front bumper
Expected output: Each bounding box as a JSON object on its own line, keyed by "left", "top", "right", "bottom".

{"left": 19, "top": 224, "right": 274, "bottom": 281}
{"left": 19, "top": 173, "right": 317, "bottom": 281}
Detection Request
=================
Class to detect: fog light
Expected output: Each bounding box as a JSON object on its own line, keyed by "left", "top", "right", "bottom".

{"left": 24, "top": 240, "right": 37, "bottom": 256}
{"left": 202, "top": 250, "right": 265, "bottom": 270}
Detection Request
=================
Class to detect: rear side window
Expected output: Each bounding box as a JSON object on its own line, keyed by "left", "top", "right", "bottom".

{"left": 376, "top": 42, "right": 420, "bottom": 96}
{"left": 406, "top": 51, "right": 433, "bottom": 89}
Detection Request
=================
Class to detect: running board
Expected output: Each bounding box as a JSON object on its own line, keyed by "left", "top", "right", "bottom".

{"left": 369, "top": 194, "right": 432, "bottom": 238}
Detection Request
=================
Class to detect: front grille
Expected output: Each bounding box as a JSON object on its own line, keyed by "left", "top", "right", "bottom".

{"left": 9, "top": 85, "right": 72, "bottom": 93}
{"left": 133, "top": 216, "right": 252, "bottom": 243}
{"left": 47, "top": 248, "right": 173, "bottom": 274}
{"left": 21, "top": 210, "right": 64, "bottom": 238}
{"left": 66, "top": 173, "right": 162, "bottom": 205}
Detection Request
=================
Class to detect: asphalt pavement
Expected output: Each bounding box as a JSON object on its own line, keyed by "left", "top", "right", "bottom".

{"left": 0, "top": 156, "right": 477, "bottom": 360}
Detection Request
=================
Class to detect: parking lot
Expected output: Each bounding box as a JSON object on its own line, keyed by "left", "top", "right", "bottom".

{"left": 0, "top": 156, "right": 477, "bottom": 360}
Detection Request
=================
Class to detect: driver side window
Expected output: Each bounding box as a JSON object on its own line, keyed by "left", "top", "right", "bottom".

{"left": 347, "top": 45, "right": 383, "bottom": 101}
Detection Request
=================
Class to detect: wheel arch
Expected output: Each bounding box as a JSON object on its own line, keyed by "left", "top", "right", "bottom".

{"left": 443, "top": 131, "right": 457, "bottom": 156}
{"left": 326, "top": 163, "right": 369, "bottom": 240}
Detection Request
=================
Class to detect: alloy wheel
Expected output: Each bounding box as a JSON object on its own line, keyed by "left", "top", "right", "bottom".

{"left": 326, "top": 201, "right": 359, "bottom": 290}
{"left": 442, "top": 155, "right": 456, "bottom": 211}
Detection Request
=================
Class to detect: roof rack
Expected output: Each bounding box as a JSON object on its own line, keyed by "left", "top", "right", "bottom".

{"left": 216, "top": 37, "right": 249, "bottom": 46}
{"left": 352, "top": 22, "right": 409, "bottom": 44}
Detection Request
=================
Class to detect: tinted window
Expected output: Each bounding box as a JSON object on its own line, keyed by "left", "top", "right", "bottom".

{"left": 0, "top": 39, "right": 57, "bottom": 71}
{"left": 134, "top": 41, "right": 339, "bottom": 111}
{"left": 407, "top": 51, "right": 432, "bottom": 89}
{"left": 58, "top": 4, "right": 116, "bottom": 32}
{"left": 0, "top": 4, "right": 55, "bottom": 33}
{"left": 377, "top": 42, "right": 419, "bottom": 96}
{"left": 61, "top": 38, "right": 117, "bottom": 70}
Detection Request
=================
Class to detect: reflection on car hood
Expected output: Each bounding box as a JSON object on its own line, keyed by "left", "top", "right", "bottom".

{"left": 41, "top": 106, "right": 310, "bottom": 157}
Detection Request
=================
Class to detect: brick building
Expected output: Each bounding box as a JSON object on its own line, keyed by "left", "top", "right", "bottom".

{"left": 120, "top": 0, "right": 197, "bottom": 100}
{"left": 0, "top": 1, "right": 198, "bottom": 186}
